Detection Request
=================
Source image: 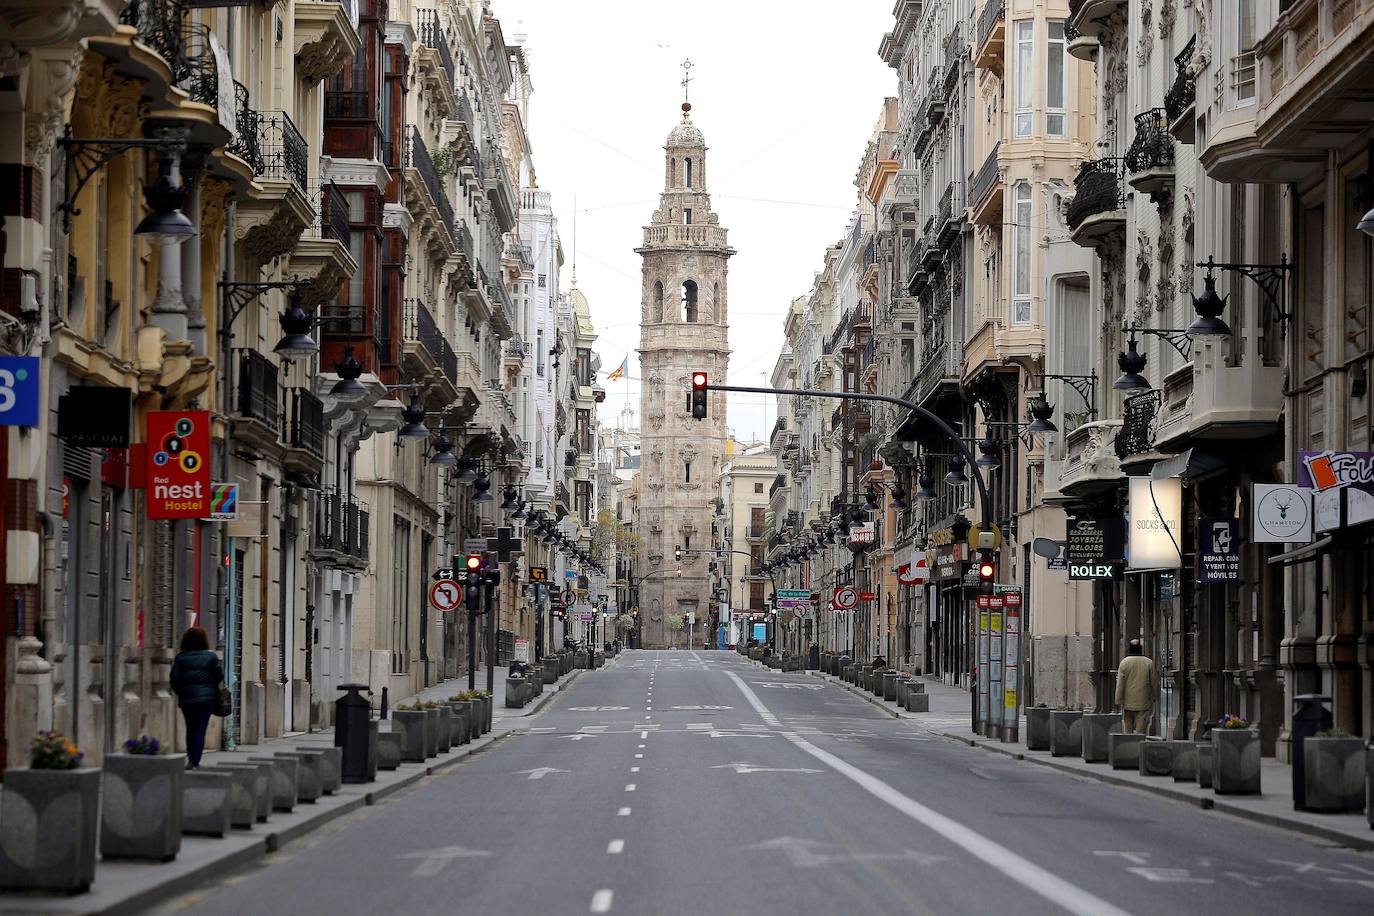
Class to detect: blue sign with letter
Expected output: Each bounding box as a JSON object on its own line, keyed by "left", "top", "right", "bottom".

{"left": 752, "top": 623, "right": 767, "bottom": 644}
{"left": 0, "top": 357, "right": 40, "bottom": 427}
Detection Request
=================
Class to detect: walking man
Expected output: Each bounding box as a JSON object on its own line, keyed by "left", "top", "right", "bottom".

{"left": 1115, "top": 639, "right": 1157, "bottom": 735}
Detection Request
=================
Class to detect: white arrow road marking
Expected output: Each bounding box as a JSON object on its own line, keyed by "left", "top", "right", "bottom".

{"left": 398, "top": 846, "right": 492, "bottom": 877}
{"left": 724, "top": 670, "right": 1132, "bottom": 916}
{"left": 753, "top": 682, "right": 825, "bottom": 690}
{"left": 565, "top": 734, "right": 597, "bottom": 741}
{"left": 744, "top": 837, "right": 945, "bottom": 869}
{"left": 670, "top": 705, "right": 733, "bottom": 710}
{"left": 570, "top": 706, "right": 628, "bottom": 711}
{"left": 711, "top": 761, "right": 821, "bottom": 775}
{"left": 516, "top": 767, "right": 569, "bottom": 780}
{"left": 702, "top": 730, "right": 774, "bottom": 739}
{"left": 590, "top": 889, "right": 614, "bottom": 913}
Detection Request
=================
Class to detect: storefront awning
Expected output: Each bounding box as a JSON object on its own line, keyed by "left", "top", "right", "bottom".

{"left": 1151, "top": 447, "right": 1227, "bottom": 482}
{"left": 1266, "top": 536, "right": 1333, "bottom": 567}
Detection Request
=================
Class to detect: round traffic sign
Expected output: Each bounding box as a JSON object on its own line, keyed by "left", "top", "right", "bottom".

{"left": 430, "top": 578, "right": 462, "bottom": 612}
{"left": 561, "top": 588, "right": 575, "bottom": 605}
{"left": 832, "top": 586, "right": 858, "bottom": 610}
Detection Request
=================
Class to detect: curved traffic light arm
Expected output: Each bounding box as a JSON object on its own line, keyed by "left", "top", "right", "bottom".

{"left": 702, "top": 383, "right": 993, "bottom": 530}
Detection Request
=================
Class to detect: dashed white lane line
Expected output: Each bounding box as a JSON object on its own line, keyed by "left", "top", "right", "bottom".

{"left": 617, "top": 807, "right": 631, "bottom": 816}
{"left": 630, "top": 766, "right": 640, "bottom": 773}
{"left": 638, "top": 743, "right": 646, "bottom": 748}
{"left": 723, "top": 671, "right": 1132, "bottom": 916}
{"left": 624, "top": 784, "right": 636, "bottom": 792}
{"left": 591, "top": 889, "right": 614, "bottom": 913}
{"left": 640, "top": 731, "right": 648, "bottom": 739}
{"left": 634, "top": 753, "right": 643, "bottom": 759}
{"left": 607, "top": 839, "right": 625, "bottom": 855}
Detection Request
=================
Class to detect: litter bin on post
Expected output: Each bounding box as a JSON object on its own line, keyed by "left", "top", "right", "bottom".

{"left": 1291, "top": 693, "right": 1333, "bottom": 810}
{"left": 335, "top": 683, "right": 375, "bottom": 784}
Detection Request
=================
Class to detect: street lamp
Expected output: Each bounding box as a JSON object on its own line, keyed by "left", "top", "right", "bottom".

{"left": 398, "top": 395, "right": 430, "bottom": 439}
{"left": 272, "top": 292, "right": 319, "bottom": 360}
{"left": 428, "top": 432, "right": 457, "bottom": 467}
{"left": 329, "top": 346, "right": 368, "bottom": 401}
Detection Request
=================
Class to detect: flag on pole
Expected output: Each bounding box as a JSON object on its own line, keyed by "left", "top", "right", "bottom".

{"left": 607, "top": 355, "right": 628, "bottom": 382}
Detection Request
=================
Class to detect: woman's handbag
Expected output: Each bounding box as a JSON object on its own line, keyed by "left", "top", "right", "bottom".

{"left": 214, "top": 682, "right": 233, "bottom": 717}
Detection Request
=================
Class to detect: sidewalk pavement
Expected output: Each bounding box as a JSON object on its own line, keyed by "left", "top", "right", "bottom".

{"left": 807, "top": 668, "right": 1374, "bottom": 852}
{"left": 0, "top": 664, "right": 585, "bottom": 915}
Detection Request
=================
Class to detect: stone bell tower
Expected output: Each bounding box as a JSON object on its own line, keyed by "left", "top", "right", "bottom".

{"left": 635, "top": 89, "right": 733, "bottom": 649}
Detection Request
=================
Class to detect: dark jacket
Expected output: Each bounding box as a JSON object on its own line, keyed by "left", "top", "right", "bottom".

{"left": 170, "top": 650, "right": 223, "bottom": 707}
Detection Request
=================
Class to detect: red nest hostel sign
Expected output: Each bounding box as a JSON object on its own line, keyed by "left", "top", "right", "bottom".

{"left": 146, "top": 410, "right": 211, "bottom": 519}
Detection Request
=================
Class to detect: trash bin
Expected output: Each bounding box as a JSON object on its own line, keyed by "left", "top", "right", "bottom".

{"left": 808, "top": 644, "right": 820, "bottom": 670}
{"left": 334, "top": 683, "right": 374, "bottom": 784}
{"left": 1292, "top": 693, "right": 1333, "bottom": 810}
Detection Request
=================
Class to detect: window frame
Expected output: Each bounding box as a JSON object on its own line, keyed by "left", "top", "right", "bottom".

{"left": 1046, "top": 21, "right": 1067, "bottom": 137}
{"left": 1014, "top": 20, "right": 1034, "bottom": 138}
{"left": 1012, "top": 182, "right": 1033, "bottom": 325}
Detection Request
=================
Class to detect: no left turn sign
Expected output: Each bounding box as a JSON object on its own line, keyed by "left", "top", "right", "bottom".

{"left": 831, "top": 586, "right": 858, "bottom": 610}
{"left": 430, "top": 578, "right": 461, "bottom": 612}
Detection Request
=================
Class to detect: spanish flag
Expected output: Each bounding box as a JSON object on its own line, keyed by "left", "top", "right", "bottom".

{"left": 607, "top": 356, "right": 628, "bottom": 382}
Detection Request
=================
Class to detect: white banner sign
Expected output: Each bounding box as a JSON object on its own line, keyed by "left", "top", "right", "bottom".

{"left": 1253, "top": 483, "right": 1313, "bottom": 544}
{"left": 1128, "top": 476, "right": 1182, "bottom": 570}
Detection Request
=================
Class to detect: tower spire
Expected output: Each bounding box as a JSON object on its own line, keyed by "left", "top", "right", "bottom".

{"left": 680, "top": 59, "right": 693, "bottom": 114}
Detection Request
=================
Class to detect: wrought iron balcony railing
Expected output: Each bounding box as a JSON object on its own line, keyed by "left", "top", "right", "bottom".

{"left": 1164, "top": 36, "right": 1196, "bottom": 125}
{"left": 977, "top": 0, "right": 1005, "bottom": 51}
{"left": 407, "top": 126, "right": 457, "bottom": 237}
{"left": 970, "top": 141, "right": 1001, "bottom": 208}
{"left": 259, "top": 110, "right": 309, "bottom": 191}
{"left": 1124, "top": 109, "right": 1174, "bottom": 174}
{"left": 226, "top": 80, "right": 263, "bottom": 172}
{"left": 1114, "top": 391, "right": 1160, "bottom": 459}
{"left": 1065, "top": 158, "right": 1123, "bottom": 231}
{"left": 178, "top": 22, "right": 219, "bottom": 109}
{"left": 415, "top": 9, "right": 455, "bottom": 91}
{"left": 232, "top": 349, "right": 280, "bottom": 431}
{"left": 282, "top": 387, "right": 325, "bottom": 460}
{"left": 119, "top": 0, "right": 186, "bottom": 75}
{"left": 403, "top": 297, "right": 445, "bottom": 367}
{"left": 320, "top": 181, "right": 350, "bottom": 244}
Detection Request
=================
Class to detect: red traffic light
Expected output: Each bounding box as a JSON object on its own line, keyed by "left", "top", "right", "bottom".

{"left": 691, "top": 372, "right": 708, "bottom": 419}
{"left": 692, "top": 372, "right": 707, "bottom": 388}
{"left": 464, "top": 554, "right": 483, "bottom": 572}
{"left": 977, "top": 551, "right": 995, "bottom": 581}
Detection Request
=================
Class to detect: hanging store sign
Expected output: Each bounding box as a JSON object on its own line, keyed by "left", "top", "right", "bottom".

{"left": 1252, "top": 483, "right": 1313, "bottom": 544}
{"left": 896, "top": 546, "right": 928, "bottom": 584}
{"left": 1066, "top": 516, "right": 1125, "bottom": 580}
{"left": 58, "top": 386, "right": 131, "bottom": 447}
{"left": 1299, "top": 450, "right": 1374, "bottom": 530}
{"left": 848, "top": 522, "right": 875, "bottom": 545}
{"left": 206, "top": 483, "right": 238, "bottom": 521}
{"left": 1127, "top": 477, "right": 1182, "bottom": 570}
{"left": 0, "top": 356, "right": 40, "bottom": 427}
{"left": 930, "top": 543, "right": 963, "bottom": 581}
{"left": 145, "top": 411, "right": 211, "bottom": 519}
{"left": 1198, "top": 517, "right": 1241, "bottom": 583}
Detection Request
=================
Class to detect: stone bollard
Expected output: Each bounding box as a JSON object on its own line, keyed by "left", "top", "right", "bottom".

{"left": 1169, "top": 741, "right": 1199, "bottom": 781}
{"left": 1108, "top": 733, "right": 1145, "bottom": 770}
{"left": 1197, "top": 743, "right": 1215, "bottom": 789}
{"left": 277, "top": 752, "right": 322, "bottom": 802}
{"left": 1049, "top": 711, "right": 1083, "bottom": 757}
{"left": 182, "top": 770, "right": 234, "bottom": 837}
{"left": 1138, "top": 738, "right": 1175, "bottom": 777}
{"left": 377, "top": 731, "right": 403, "bottom": 770}
{"left": 213, "top": 761, "right": 272, "bottom": 822}
{"left": 1212, "top": 729, "right": 1261, "bottom": 795}
{"left": 1081, "top": 713, "right": 1121, "bottom": 764}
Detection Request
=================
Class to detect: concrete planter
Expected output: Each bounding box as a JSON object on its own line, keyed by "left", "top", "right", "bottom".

{"left": 0, "top": 767, "right": 101, "bottom": 894}
{"left": 1049, "top": 711, "right": 1083, "bottom": 757}
{"left": 542, "top": 663, "right": 559, "bottom": 685}
{"left": 1108, "top": 733, "right": 1145, "bottom": 770}
{"left": 505, "top": 677, "right": 528, "bottom": 708}
{"left": 447, "top": 703, "right": 471, "bottom": 745}
{"left": 1081, "top": 713, "right": 1121, "bottom": 764}
{"left": 904, "top": 689, "right": 930, "bottom": 713}
{"left": 204, "top": 765, "right": 261, "bottom": 825}
{"left": 1025, "top": 708, "right": 1053, "bottom": 752}
{"left": 593, "top": 652, "right": 605, "bottom": 669}
{"left": 882, "top": 672, "right": 899, "bottom": 701}
{"left": 1168, "top": 741, "right": 1198, "bottom": 781}
{"left": 1138, "top": 739, "right": 1174, "bottom": 777}
{"left": 1197, "top": 744, "right": 1214, "bottom": 789}
{"left": 252, "top": 755, "right": 302, "bottom": 811}
{"left": 1302, "top": 737, "right": 1366, "bottom": 813}
{"left": 278, "top": 753, "right": 321, "bottom": 802}
{"left": 748, "top": 647, "right": 762, "bottom": 661}
{"left": 376, "top": 731, "right": 403, "bottom": 770}
{"left": 182, "top": 770, "right": 234, "bottom": 837}
{"left": 435, "top": 707, "right": 457, "bottom": 751}
{"left": 894, "top": 678, "right": 910, "bottom": 707}
{"left": 423, "top": 709, "right": 444, "bottom": 756}
{"left": 1211, "top": 728, "right": 1261, "bottom": 795}
{"left": 100, "top": 753, "right": 185, "bottom": 861}
{"left": 576, "top": 650, "right": 591, "bottom": 668}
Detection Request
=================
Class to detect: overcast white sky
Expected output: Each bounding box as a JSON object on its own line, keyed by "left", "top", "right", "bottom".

{"left": 494, "top": 0, "right": 895, "bottom": 443}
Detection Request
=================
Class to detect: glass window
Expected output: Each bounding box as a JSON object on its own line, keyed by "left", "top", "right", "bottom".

{"left": 1013, "top": 183, "right": 1032, "bottom": 324}
{"left": 1234, "top": 0, "right": 1257, "bottom": 102}
{"left": 1047, "top": 22, "right": 1066, "bottom": 136}
{"left": 1015, "top": 21, "right": 1034, "bottom": 138}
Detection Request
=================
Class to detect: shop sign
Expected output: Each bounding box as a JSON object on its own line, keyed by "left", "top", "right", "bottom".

{"left": 58, "top": 386, "right": 131, "bottom": 447}
{"left": 848, "top": 522, "right": 875, "bottom": 545}
{"left": 1299, "top": 450, "right": 1374, "bottom": 530}
{"left": 896, "top": 545, "right": 928, "bottom": 584}
{"left": 145, "top": 411, "right": 211, "bottom": 519}
{"left": 930, "top": 543, "right": 963, "bottom": 581}
{"left": 776, "top": 589, "right": 810, "bottom": 610}
{"left": 206, "top": 483, "right": 238, "bottom": 521}
{"left": 1066, "top": 516, "right": 1125, "bottom": 563}
{"left": 1252, "top": 483, "right": 1313, "bottom": 544}
{"left": 1068, "top": 561, "right": 1123, "bottom": 581}
{"left": 0, "top": 356, "right": 40, "bottom": 427}
{"left": 859, "top": 591, "right": 876, "bottom": 601}
{"left": 1128, "top": 477, "right": 1182, "bottom": 570}
{"left": 1198, "top": 517, "right": 1241, "bottom": 583}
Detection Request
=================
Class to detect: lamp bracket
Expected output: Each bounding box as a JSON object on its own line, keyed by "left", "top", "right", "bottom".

{"left": 981, "top": 421, "right": 1037, "bottom": 450}
{"left": 1196, "top": 255, "right": 1292, "bottom": 322}
{"left": 218, "top": 279, "right": 306, "bottom": 342}
{"left": 1125, "top": 324, "right": 1193, "bottom": 360}
{"left": 1031, "top": 372, "right": 1098, "bottom": 417}
{"left": 59, "top": 128, "right": 187, "bottom": 232}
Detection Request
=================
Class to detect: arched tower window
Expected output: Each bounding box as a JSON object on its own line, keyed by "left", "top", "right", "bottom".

{"left": 713, "top": 282, "right": 721, "bottom": 324}
{"left": 681, "top": 280, "right": 698, "bottom": 323}
{"left": 684, "top": 158, "right": 693, "bottom": 188}
{"left": 653, "top": 281, "right": 664, "bottom": 322}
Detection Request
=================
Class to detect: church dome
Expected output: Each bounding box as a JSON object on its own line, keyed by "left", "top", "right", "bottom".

{"left": 666, "top": 114, "right": 704, "bottom": 147}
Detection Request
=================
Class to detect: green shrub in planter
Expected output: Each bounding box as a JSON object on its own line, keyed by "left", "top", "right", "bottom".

{"left": 0, "top": 732, "right": 100, "bottom": 893}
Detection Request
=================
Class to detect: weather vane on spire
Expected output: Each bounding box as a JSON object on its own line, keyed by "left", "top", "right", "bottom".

{"left": 680, "top": 58, "right": 693, "bottom": 114}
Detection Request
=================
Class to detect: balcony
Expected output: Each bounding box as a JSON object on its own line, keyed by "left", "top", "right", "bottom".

{"left": 405, "top": 126, "right": 458, "bottom": 247}
{"left": 402, "top": 297, "right": 444, "bottom": 378}
{"left": 484, "top": 148, "right": 518, "bottom": 232}
{"left": 974, "top": 0, "right": 1005, "bottom": 73}
{"left": 1187, "top": 336, "right": 1285, "bottom": 443}
{"left": 936, "top": 183, "right": 962, "bottom": 244}
{"left": 281, "top": 387, "right": 325, "bottom": 475}
{"left": 1124, "top": 109, "right": 1175, "bottom": 201}
{"left": 1064, "top": 7, "right": 1099, "bottom": 61}
{"left": 1067, "top": 0, "right": 1128, "bottom": 40}
{"left": 1114, "top": 390, "right": 1161, "bottom": 472}
{"left": 1066, "top": 158, "right": 1125, "bottom": 249}
{"left": 1149, "top": 364, "right": 1195, "bottom": 453}
{"left": 1164, "top": 36, "right": 1197, "bottom": 142}
{"left": 942, "top": 24, "right": 964, "bottom": 98}
{"left": 312, "top": 491, "right": 369, "bottom": 569}
{"left": 478, "top": 262, "right": 515, "bottom": 338}
{"left": 290, "top": 180, "right": 358, "bottom": 309}
{"left": 294, "top": 0, "right": 361, "bottom": 87}
{"left": 230, "top": 349, "right": 282, "bottom": 455}
{"left": 94, "top": 0, "right": 186, "bottom": 104}
{"left": 414, "top": 10, "right": 457, "bottom": 116}
{"left": 1056, "top": 419, "right": 1124, "bottom": 500}
{"left": 969, "top": 141, "right": 1003, "bottom": 227}
{"left": 747, "top": 525, "right": 765, "bottom": 541}
{"left": 235, "top": 109, "right": 314, "bottom": 264}
{"left": 640, "top": 224, "right": 732, "bottom": 250}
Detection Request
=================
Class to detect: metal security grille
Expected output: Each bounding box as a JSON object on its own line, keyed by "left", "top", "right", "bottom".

{"left": 153, "top": 521, "right": 175, "bottom": 648}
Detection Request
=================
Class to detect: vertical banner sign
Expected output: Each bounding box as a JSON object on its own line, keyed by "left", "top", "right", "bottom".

{"left": 1003, "top": 591, "right": 1022, "bottom": 731}
{"left": 1197, "top": 517, "right": 1241, "bottom": 582}
{"left": 146, "top": 411, "right": 211, "bottom": 519}
{"left": 1127, "top": 476, "right": 1183, "bottom": 570}
{"left": 977, "top": 596, "right": 990, "bottom": 728}
{"left": 988, "top": 595, "right": 1004, "bottom": 732}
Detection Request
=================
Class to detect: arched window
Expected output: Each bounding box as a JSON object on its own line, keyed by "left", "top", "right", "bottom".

{"left": 681, "top": 280, "right": 698, "bottom": 323}
{"left": 653, "top": 281, "right": 664, "bottom": 322}
{"left": 684, "top": 157, "right": 693, "bottom": 187}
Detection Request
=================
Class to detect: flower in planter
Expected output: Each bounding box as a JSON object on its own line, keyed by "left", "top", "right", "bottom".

{"left": 1218, "top": 714, "right": 1249, "bottom": 729}
{"left": 31, "top": 730, "right": 84, "bottom": 769}
{"left": 122, "top": 735, "right": 163, "bottom": 756}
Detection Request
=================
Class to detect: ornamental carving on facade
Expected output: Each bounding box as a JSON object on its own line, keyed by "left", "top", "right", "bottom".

{"left": 1134, "top": 229, "right": 1155, "bottom": 321}
{"left": 1156, "top": 218, "right": 1176, "bottom": 312}
{"left": 1137, "top": 1, "right": 1155, "bottom": 67}
{"left": 1159, "top": 0, "right": 1176, "bottom": 40}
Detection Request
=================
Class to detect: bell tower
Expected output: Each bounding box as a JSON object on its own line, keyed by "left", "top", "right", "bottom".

{"left": 635, "top": 74, "right": 733, "bottom": 649}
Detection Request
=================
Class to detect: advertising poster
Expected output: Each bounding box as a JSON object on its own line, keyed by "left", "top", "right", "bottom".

{"left": 146, "top": 411, "right": 211, "bottom": 519}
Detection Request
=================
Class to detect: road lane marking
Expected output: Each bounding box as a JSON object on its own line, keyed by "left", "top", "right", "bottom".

{"left": 590, "top": 889, "right": 614, "bottom": 913}
{"left": 724, "top": 670, "right": 1133, "bottom": 916}
{"left": 624, "top": 783, "right": 636, "bottom": 791}
{"left": 640, "top": 731, "right": 648, "bottom": 739}
{"left": 607, "top": 839, "right": 625, "bottom": 854}
{"left": 618, "top": 807, "right": 631, "bottom": 816}
{"left": 638, "top": 743, "right": 646, "bottom": 748}
{"left": 398, "top": 845, "right": 492, "bottom": 877}
{"left": 516, "top": 767, "right": 569, "bottom": 780}
{"left": 630, "top": 766, "right": 640, "bottom": 772}
{"left": 635, "top": 753, "right": 643, "bottom": 758}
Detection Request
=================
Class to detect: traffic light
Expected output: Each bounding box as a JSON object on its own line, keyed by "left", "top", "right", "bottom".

{"left": 977, "top": 550, "right": 996, "bottom": 594}
{"left": 691, "top": 371, "right": 708, "bottom": 420}
{"left": 463, "top": 555, "right": 484, "bottom": 608}
{"left": 674, "top": 545, "right": 683, "bottom": 563}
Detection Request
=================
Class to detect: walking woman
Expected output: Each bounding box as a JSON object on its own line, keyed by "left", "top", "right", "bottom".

{"left": 170, "top": 626, "right": 223, "bottom": 769}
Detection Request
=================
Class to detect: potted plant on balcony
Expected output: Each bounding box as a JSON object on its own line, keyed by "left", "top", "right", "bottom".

{"left": 101, "top": 735, "right": 186, "bottom": 861}
{"left": 1303, "top": 728, "right": 1366, "bottom": 812}
{"left": 1211, "top": 714, "right": 1261, "bottom": 795}
{"left": 0, "top": 731, "right": 101, "bottom": 893}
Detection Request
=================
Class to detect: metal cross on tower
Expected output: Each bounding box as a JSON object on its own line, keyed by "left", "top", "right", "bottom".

{"left": 680, "top": 59, "right": 693, "bottom": 103}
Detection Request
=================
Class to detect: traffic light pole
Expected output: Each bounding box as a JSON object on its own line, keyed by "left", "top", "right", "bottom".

{"left": 484, "top": 572, "right": 497, "bottom": 695}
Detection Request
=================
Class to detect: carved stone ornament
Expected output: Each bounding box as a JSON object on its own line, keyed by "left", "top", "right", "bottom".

{"left": 1159, "top": 0, "right": 1176, "bottom": 39}
{"left": 1196, "top": 6, "right": 1212, "bottom": 70}
{"left": 1137, "top": 0, "right": 1155, "bottom": 67}
{"left": 1134, "top": 229, "right": 1155, "bottom": 321}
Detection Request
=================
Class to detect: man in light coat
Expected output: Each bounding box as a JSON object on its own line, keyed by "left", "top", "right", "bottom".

{"left": 1115, "top": 639, "right": 1158, "bottom": 735}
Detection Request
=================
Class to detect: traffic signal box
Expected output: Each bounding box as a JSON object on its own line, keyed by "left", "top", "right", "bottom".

{"left": 691, "top": 372, "right": 708, "bottom": 419}
{"left": 977, "top": 550, "right": 996, "bottom": 595}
